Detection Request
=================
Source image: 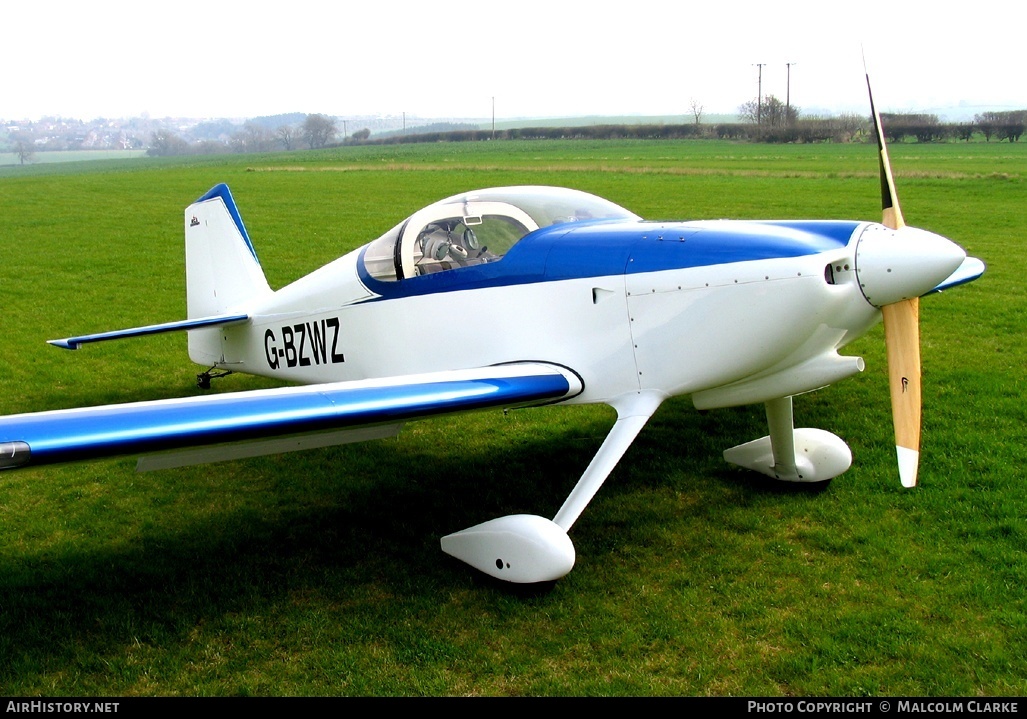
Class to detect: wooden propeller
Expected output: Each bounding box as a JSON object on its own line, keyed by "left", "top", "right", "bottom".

{"left": 868, "top": 75, "right": 921, "bottom": 488}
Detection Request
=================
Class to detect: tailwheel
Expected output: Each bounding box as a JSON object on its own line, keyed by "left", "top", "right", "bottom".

{"left": 196, "top": 367, "right": 233, "bottom": 390}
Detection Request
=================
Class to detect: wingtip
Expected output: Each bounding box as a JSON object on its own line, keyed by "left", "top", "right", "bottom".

{"left": 47, "top": 339, "right": 79, "bottom": 350}
{"left": 897, "top": 446, "right": 919, "bottom": 488}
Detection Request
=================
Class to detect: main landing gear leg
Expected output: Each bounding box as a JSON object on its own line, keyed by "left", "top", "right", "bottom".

{"left": 441, "top": 391, "right": 665, "bottom": 583}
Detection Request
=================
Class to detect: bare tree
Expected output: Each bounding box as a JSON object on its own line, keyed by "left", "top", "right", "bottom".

{"left": 231, "top": 122, "right": 275, "bottom": 153}
{"left": 689, "top": 98, "right": 704, "bottom": 126}
{"left": 738, "top": 95, "right": 797, "bottom": 128}
{"left": 11, "top": 134, "right": 35, "bottom": 165}
{"left": 977, "top": 110, "right": 1026, "bottom": 142}
{"left": 835, "top": 113, "right": 869, "bottom": 142}
{"left": 879, "top": 113, "right": 943, "bottom": 144}
{"left": 147, "top": 129, "right": 190, "bottom": 156}
{"left": 738, "top": 98, "right": 760, "bottom": 125}
{"left": 277, "top": 125, "right": 296, "bottom": 150}
{"left": 974, "top": 113, "right": 996, "bottom": 142}
{"left": 302, "top": 114, "right": 337, "bottom": 149}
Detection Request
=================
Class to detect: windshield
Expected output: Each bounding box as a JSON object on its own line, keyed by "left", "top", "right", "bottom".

{"left": 364, "top": 186, "right": 639, "bottom": 281}
{"left": 442, "top": 186, "right": 640, "bottom": 228}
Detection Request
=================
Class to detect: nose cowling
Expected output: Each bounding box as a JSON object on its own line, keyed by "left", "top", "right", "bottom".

{"left": 855, "top": 224, "right": 966, "bottom": 308}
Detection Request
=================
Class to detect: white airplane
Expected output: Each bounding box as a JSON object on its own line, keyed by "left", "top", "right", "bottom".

{"left": 0, "top": 85, "right": 984, "bottom": 584}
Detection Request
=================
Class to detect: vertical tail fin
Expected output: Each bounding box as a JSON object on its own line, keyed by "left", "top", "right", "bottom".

{"left": 186, "top": 184, "right": 273, "bottom": 365}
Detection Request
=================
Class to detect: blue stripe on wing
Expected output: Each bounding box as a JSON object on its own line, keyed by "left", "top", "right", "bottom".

{"left": 0, "top": 364, "right": 578, "bottom": 469}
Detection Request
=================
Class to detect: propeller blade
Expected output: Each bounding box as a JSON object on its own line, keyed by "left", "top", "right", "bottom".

{"left": 882, "top": 299, "right": 921, "bottom": 487}
{"left": 867, "top": 73, "right": 905, "bottom": 231}
{"left": 867, "top": 73, "right": 921, "bottom": 487}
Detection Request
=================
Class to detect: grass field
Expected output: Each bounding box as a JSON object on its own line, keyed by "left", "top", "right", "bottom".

{"left": 0, "top": 149, "right": 148, "bottom": 167}
{"left": 0, "top": 139, "right": 1023, "bottom": 696}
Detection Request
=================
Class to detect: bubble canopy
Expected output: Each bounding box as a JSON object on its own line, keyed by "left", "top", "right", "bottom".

{"left": 362, "top": 186, "right": 640, "bottom": 281}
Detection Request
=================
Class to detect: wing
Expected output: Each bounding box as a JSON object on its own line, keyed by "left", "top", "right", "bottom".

{"left": 0, "top": 363, "right": 582, "bottom": 471}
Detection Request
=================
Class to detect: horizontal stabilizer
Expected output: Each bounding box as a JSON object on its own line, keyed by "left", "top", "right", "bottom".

{"left": 0, "top": 363, "right": 582, "bottom": 470}
{"left": 48, "top": 314, "right": 250, "bottom": 350}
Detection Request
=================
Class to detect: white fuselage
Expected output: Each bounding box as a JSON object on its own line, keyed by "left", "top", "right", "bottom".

{"left": 205, "top": 220, "right": 881, "bottom": 411}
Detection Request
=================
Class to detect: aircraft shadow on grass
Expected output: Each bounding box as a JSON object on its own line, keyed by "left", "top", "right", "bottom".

{"left": 0, "top": 401, "right": 796, "bottom": 671}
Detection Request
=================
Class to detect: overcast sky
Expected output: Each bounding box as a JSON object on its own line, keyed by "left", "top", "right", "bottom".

{"left": 5, "top": 1, "right": 1022, "bottom": 122}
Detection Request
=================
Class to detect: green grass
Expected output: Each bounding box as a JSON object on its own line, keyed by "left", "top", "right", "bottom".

{"left": 0, "top": 150, "right": 148, "bottom": 167}
{"left": 0, "top": 140, "right": 1024, "bottom": 696}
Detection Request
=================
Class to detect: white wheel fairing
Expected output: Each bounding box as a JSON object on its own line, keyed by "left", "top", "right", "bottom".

{"left": 441, "top": 515, "right": 575, "bottom": 583}
{"left": 724, "top": 428, "right": 853, "bottom": 483}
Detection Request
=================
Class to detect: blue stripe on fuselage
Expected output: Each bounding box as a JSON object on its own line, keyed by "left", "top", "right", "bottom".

{"left": 624, "top": 220, "right": 858, "bottom": 275}
{"left": 357, "top": 219, "right": 860, "bottom": 300}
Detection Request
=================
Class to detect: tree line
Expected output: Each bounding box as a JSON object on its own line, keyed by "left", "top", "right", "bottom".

{"left": 347, "top": 104, "right": 1026, "bottom": 147}
{"left": 727, "top": 95, "right": 1026, "bottom": 144}
{"left": 877, "top": 110, "right": 1025, "bottom": 143}
{"left": 146, "top": 114, "right": 370, "bottom": 157}
{"left": 135, "top": 104, "right": 1027, "bottom": 156}
{"left": 138, "top": 104, "right": 1027, "bottom": 158}
{"left": 8, "top": 101, "right": 1023, "bottom": 166}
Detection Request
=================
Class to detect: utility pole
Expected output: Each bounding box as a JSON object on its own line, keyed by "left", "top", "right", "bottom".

{"left": 492, "top": 96, "right": 495, "bottom": 140}
{"left": 754, "top": 63, "right": 766, "bottom": 129}
{"left": 786, "top": 62, "right": 796, "bottom": 124}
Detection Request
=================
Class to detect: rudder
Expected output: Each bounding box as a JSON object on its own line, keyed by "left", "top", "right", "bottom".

{"left": 185, "top": 184, "right": 273, "bottom": 365}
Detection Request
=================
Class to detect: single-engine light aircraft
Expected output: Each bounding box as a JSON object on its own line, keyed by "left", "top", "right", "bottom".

{"left": 0, "top": 85, "right": 984, "bottom": 583}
